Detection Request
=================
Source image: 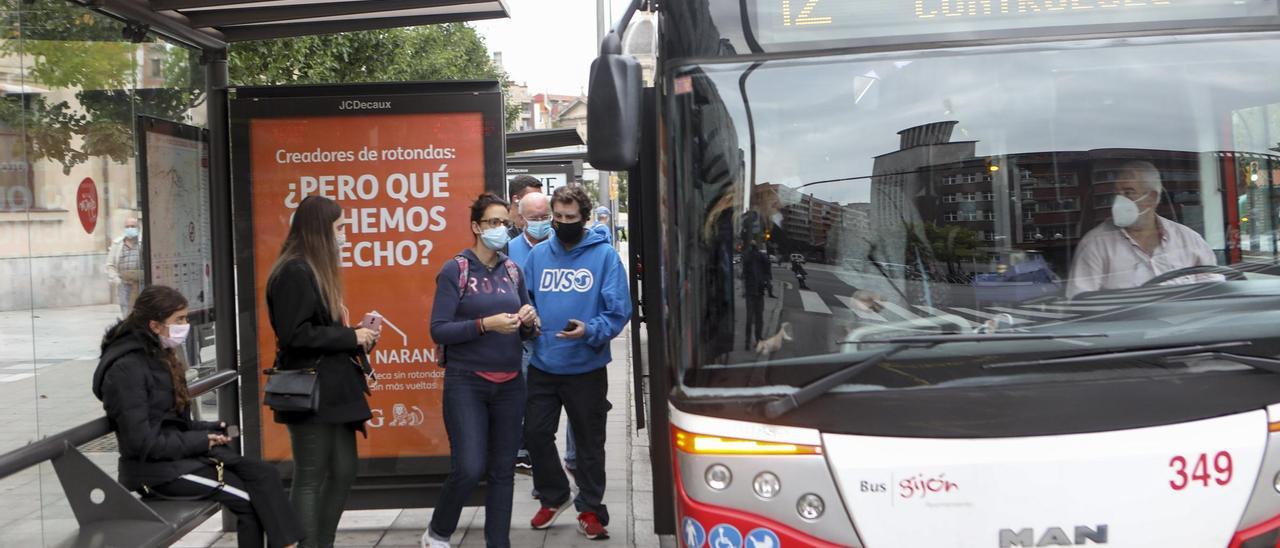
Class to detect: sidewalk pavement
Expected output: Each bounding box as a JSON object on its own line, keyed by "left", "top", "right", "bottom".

{"left": 179, "top": 322, "right": 671, "bottom": 548}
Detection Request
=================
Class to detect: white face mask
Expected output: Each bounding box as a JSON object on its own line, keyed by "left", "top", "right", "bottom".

{"left": 335, "top": 231, "right": 347, "bottom": 248}
{"left": 770, "top": 212, "right": 784, "bottom": 226}
{"left": 1111, "top": 193, "right": 1152, "bottom": 228}
{"left": 161, "top": 323, "right": 190, "bottom": 349}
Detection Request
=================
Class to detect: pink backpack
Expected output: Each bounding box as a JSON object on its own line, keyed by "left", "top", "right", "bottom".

{"left": 452, "top": 255, "right": 522, "bottom": 301}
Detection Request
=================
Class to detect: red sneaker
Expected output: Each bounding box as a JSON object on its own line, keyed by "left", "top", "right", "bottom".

{"left": 577, "top": 511, "right": 609, "bottom": 540}
{"left": 530, "top": 499, "right": 571, "bottom": 530}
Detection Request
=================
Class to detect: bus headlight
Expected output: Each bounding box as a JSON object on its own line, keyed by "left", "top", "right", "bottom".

{"left": 797, "top": 493, "right": 825, "bottom": 520}
{"left": 753, "top": 472, "right": 781, "bottom": 499}
{"left": 705, "top": 464, "right": 732, "bottom": 491}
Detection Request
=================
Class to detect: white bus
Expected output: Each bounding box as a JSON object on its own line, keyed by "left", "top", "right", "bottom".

{"left": 593, "top": 1, "right": 1280, "bottom": 546}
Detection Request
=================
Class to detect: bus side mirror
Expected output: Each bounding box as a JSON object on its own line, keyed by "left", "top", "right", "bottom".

{"left": 587, "top": 52, "right": 642, "bottom": 171}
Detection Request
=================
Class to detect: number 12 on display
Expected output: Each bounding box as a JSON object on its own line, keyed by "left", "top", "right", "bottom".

{"left": 1169, "top": 452, "right": 1232, "bottom": 490}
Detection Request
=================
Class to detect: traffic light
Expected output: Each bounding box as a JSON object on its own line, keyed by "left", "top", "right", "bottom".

{"left": 1245, "top": 161, "right": 1260, "bottom": 182}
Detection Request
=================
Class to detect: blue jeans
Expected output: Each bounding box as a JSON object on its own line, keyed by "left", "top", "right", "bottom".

{"left": 429, "top": 368, "right": 526, "bottom": 548}
{"left": 564, "top": 422, "right": 577, "bottom": 468}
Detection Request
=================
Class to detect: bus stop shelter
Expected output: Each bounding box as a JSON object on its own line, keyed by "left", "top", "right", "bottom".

{"left": 81, "top": 1, "right": 513, "bottom": 410}
{"left": 0, "top": 1, "right": 516, "bottom": 545}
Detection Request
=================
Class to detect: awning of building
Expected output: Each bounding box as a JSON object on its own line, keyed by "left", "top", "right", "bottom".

{"left": 84, "top": 0, "right": 510, "bottom": 51}
{"left": 507, "top": 128, "right": 585, "bottom": 154}
{"left": 507, "top": 151, "right": 589, "bottom": 163}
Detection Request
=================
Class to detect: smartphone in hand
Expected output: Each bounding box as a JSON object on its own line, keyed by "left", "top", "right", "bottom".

{"left": 360, "top": 312, "right": 383, "bottom": 332}
{"left": 225, "top": 425, "right": 240, "bottom": 438}
{"left": 562, "top": 320, "right": 577, "bottom": 333}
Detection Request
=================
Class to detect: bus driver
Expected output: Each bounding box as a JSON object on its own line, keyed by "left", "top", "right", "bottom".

{"left": 1067, "top": 161, "right": 1219, "bottom": 297}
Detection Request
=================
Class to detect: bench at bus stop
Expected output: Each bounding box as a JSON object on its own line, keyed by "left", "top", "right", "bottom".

{"left": 0, "top": 370, "right": 238, "bottom": 547}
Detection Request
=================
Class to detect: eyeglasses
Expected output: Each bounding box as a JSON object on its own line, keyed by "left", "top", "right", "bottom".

{"left": 478, "top": 218, "right": 514, "bottom": 229}
{"left": 524, "top": 214, "right": 551, "bottom": 223}
{"left": 1116, "top": 188, "right": 1153, "bottom": 200}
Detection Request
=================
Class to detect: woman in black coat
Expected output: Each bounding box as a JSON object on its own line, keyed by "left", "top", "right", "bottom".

{"left": 93, "top": 285, "right": 302, "bottom": 548}
{"left": 266, "top": 195, "right": 378, "bottom": 548}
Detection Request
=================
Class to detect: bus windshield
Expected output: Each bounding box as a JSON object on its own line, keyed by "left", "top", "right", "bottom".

{"left": 670, "top": 32, "right": 1280, "bottom": 396}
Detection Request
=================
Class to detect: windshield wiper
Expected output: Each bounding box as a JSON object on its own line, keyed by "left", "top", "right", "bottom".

{"left": 759, "top": 333, "right": 1108, "bottom": 419}
{"left": 1160, "top": 350, "right": 1280, "bottom": 375}
{"left": 983, "top": 341, "right": 1251, "bottom": 369}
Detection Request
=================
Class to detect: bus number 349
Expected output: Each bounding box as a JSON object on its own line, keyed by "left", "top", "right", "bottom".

{"left": 1169, "top": 452, "right": 1233, "bottom": 490}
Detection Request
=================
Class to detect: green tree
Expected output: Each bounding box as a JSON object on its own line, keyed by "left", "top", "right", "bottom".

{"left": 0, "top": 2, "right": 516, "bottom": 174}
{"left": 0, "top": 0, "right": 205, "bottom": 173}
{"left": 921, "top": 222, "right": 980, "bottom": 280}
{"left": 229, "top": 24, "right": 520, "bottom": 129}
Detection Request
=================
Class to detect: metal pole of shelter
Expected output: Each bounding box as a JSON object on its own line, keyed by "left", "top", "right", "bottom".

{"left": 204, "top": 49, "right": 240, "bottom": 532}
{"left": 595, "top": 0, "right": 612, "bottom": 225}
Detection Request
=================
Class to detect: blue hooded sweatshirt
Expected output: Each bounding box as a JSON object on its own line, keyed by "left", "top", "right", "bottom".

{"left": 525, "top": 226, "right": 631, "bottom": 375}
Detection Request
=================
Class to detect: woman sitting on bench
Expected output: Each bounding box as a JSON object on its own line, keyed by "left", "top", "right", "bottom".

{"left": 93, "top": 285, "right": 303, "bottom": 548}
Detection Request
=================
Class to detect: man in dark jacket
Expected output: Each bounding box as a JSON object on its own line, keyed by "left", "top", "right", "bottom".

{"left": 742, "top": 240, "right": 772, "bottom": 350}
{"left": 508, "top": 175, "right": 544, "bottom": 239}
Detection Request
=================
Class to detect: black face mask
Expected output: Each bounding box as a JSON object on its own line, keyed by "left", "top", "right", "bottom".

{"left": 554, "top": 220, "right": 585, "bottom": 245}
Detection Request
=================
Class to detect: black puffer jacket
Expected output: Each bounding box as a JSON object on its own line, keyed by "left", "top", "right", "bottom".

{"left": 92, "top": 325, "right": 220, "bottom": 491}
{"left": 266, "top": 259, "right": 371, "bottom": 426}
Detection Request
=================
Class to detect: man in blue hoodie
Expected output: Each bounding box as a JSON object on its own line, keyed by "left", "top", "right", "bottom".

{"left": 524, "top": 186, "right": 631, "bottom": 540}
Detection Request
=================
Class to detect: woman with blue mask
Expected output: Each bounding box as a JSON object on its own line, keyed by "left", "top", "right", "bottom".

{"left": 422, "top": 192, "right": 541, "bottom": 548}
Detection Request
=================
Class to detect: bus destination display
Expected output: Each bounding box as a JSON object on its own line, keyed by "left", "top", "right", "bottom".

{"left": 755, "top": 0, "right": 1277, "bottom": 44}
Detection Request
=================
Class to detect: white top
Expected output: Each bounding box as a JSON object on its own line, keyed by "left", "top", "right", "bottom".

{"left": 1066, "top": 216, "right": 1219, "bottom": 297}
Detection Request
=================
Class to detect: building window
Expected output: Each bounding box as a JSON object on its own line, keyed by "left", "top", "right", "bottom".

{"left": 150, "top": 58, "right": 162, "bottom": 79}
{"left": 945, "top": 212, "right": 960, "bottom": 222}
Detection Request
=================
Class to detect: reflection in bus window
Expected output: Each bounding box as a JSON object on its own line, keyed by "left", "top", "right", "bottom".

{"left": 672, "top": 33, "right": 1280, "bottom": 389}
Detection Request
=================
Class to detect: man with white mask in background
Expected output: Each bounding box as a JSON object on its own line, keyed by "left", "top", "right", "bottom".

{"left": 106, "top": 216, "right": 144, "bottom": 318}
{"left": 506, "top": 191, "right": 553, "bottom": 476}
{"left": 1067, "top": 161, "right": 1220, "bottom": 297}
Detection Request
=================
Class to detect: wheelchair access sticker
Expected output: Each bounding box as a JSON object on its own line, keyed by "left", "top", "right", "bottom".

{"left": 708, "top": 524, "right": 743, "bottom": 548}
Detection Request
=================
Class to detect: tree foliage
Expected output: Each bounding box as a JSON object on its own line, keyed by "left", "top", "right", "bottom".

{"left": 0, "top": 0, "right": 203, "bottom": 173}
{"left": 921, "top": 222, "right": 981, "bottom": 280}
{"left": 229, "top": 24, "right": 519, "bottom": 129}
{"left": 0, "top": 1, "right": 514, "bottom": 174}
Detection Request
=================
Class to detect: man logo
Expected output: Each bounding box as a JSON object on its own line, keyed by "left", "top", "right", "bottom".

{"left": 540, "top": 268, "right": 594, "bottom": 292}
{"left": 999, "top": 525, "right": 1107, "bottom": 547}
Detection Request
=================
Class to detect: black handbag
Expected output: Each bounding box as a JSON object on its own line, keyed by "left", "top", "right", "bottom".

{"left": 263, "top": 365, "right": 319, "bottom": 413}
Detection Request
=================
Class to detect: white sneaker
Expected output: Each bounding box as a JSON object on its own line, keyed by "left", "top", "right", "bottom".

{"left": 420, "top": 530, "right": 450, "bottom": 548}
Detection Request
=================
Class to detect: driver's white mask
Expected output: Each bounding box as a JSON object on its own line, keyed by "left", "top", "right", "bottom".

{"left": 1111, "top": 193, "right": 1153, "bottom": 228}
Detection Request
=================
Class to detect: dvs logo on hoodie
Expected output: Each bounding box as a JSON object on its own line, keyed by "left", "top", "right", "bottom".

{"left": 540, "top": 268, "right": 595, "bottom": 292}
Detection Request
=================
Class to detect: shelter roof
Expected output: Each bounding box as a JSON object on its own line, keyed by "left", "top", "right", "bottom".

{"left": 87, "top": 0, "right": 509, "bottom": 50}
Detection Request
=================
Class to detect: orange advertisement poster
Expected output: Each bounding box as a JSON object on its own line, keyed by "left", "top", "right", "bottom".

{"left": 248, "top": 112, "right": 484, "bottom": 460}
